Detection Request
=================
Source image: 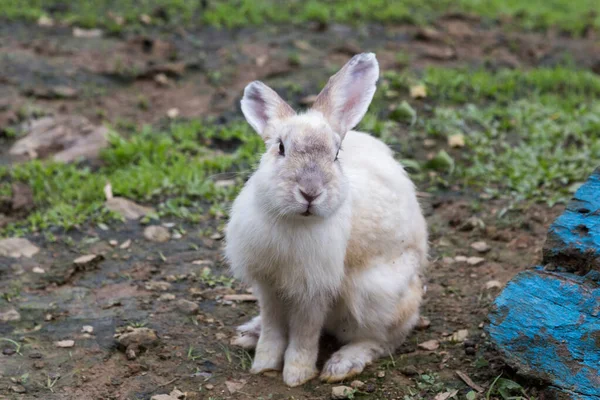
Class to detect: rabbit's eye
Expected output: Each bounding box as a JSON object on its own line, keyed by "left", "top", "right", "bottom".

{"left": 279, "top": 141, "right": 285, "bottom": 156}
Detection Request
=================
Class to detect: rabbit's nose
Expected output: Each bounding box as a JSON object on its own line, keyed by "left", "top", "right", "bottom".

{"left": 300, "top": 189, "right": 321, "bottom": 203}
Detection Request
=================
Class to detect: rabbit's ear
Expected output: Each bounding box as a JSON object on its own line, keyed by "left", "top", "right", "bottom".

{"left": 241, "top": 81, "right": 296, "bottom": 138}
{"left": 312, "top": 53, "right": 379, "bottom": 138}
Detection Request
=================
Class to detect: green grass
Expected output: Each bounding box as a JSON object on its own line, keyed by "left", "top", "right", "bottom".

{"left": 1, "top": 0, "right": 599, "bottom": 35}
{"left": 363, "top": 66, "right": 600, "bottom": 205}
{"left": 0, "top": 120, "right": 262, "bottom": 237}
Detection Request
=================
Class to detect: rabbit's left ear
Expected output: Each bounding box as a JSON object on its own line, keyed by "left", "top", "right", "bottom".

{"left": 312, "top": 53, "right": 379, "bottom": 138}
{"left": 241, "top": 81, "right": 296, "bottom": 139}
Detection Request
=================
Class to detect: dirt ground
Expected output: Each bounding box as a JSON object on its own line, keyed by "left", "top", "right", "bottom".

{"left": 0, "top": 15, "right": 596, "bottom": 400}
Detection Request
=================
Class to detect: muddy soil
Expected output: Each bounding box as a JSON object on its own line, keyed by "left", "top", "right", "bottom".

{"left": 0, "top": 16, "right": 595, "bottom": 400}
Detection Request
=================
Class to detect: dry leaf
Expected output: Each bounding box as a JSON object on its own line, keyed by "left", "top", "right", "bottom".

{"left": 0, "top": 238, "right": 40, "bottom": 258}
{"left": 225, "top": 379, "right": 246, "bottom": 394}
{"left": 434, "top": 390, "right": 459, "bottom": 400}
{"left": 410, "top": 84, "right": 427, "bottom": 99}
{"left": 418, "top": 339, "right": 440, "bottom": 351}
{"left": 456, "top": 370, "right": 484, "bottom": 393}
{"left": 448, "top": 133, "right": 465, "bottom": 148}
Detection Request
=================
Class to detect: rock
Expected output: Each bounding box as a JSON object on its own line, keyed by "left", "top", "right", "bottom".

{"left": 449, "top": 329, "right": 469, "bottom": 342}
{"left": 205, "top": 384, "right": 214, "bottom": 390}
{"left": 0, "top": 238, "right": 39, "bottom": 258}
{"left": 465, "top": 347, "right": 476, "bottom": 355}
{"left": 32, "top": 266, "right": 45, "bottom": 274}
{"left": 470, "top": 241, "right": 491, "bottom": 253}
{"left": 37, "top": 15, "right": 54, "bottom": 27}
{"left": 466, "top": 257, "right": 485, "bottom": 266}
{"left": 145, "top": 281, "right": 172, "bottom": 291}
{"left": 11, "top": 385, "right": 26, "bottom": 394}
{"left": 376, "top": 370, "right": 386, "bottom": 378}
{"left": 10, "top": 116, "right": 109, "bottom": 163}
{"left": 418, "top": 339, "right": 440, "bottom": 351}
{"left": 3, "top": 347, "right": 16, "bottom": 355}
{"left": 116, "top": 327, "right": 159, "bottom": 359}
{"left": 0, "top": 308, "right": 21, "bottom": 322}
{"left": 144, "top": 226, "right": 170, "bottom": 243}
{"left": 82, "top": 325, "right": 94, "bottom": 334}
{"left": 167, "top": 108, "right": 180, "bottom": 119}
{"left": 106, "top": 197, "right": 154, "bottom": 220}
{"left": 176, "top": 299, "right": 199, "bottom": 315}
{"left": 159, "top": 293, "right": 176, "bottom": 301}
{"left": 120, "top": 239, "right": 132, "bottom": 249}
{"left": 416, "top": 316, "right": 431, "bottom": 330}
{"left": 332, "top": 386, "right": 354, "bottom": 399}
{"left": 350, "top": 380, "right": 365, "bottom": 389}
{"left": 56, "top": 340, "right": 75, "bottom": 348}
{"left": 34, "top": 361, "right": 45, "bottom": 369}
{"left": 400, "top": 365, "right": 419, "bottom": 376}
{"left": 74, "top": 254, "right": 103, "bottom": 267}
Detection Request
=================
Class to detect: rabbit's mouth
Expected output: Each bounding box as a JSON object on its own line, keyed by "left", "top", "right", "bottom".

{"left": 301, "top": 206, "right": 312, "bottom": 216}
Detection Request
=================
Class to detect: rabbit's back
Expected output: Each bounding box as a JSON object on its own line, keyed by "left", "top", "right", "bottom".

{"left": 342, "top": 131, "right": 427, "bottom": 272}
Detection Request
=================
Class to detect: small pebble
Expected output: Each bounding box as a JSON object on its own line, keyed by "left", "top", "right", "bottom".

{"left": 11, "top": 385, "right": 26, "bottom": 394}
{"left": 377, "top": 370, "right": 386, "bottom": 378}
{"left": 350, "top": 380, "right": 365, "bottom": 389}
{"left": 465, "top": 347, "right": 476, "bottom": 356}
{"left": 34, "top": 361, "right": 45, "bottom": 369}
{"left": 400, "top": 365, "right": 419, "bottom": 376}
{"left": 205, "top": 383, "right": 214, "bottom": 390}
{"left": 3, "top": 347, "right": 16, "bottom": 355}
{"left": 332, "top": 385, "right": 354, "bottom": 399}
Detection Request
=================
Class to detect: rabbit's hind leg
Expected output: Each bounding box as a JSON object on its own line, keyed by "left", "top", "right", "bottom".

{"left": 231, "top": 315, "right": 261, "bottom": 350}
{"left": 321, "top": 256, "right": 424, "bottom": 382}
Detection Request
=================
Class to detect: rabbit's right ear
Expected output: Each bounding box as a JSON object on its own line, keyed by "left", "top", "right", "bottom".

{"left": 241, "top": 81, "right": 296, "bottom": 139}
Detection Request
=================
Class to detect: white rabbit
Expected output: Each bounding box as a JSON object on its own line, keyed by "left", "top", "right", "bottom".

{"left": 225, "top": 53, "right": 428, "bottom": 387}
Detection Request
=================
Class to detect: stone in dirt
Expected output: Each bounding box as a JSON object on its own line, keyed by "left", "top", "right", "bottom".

{"left": 0, "top": 308, "right": 21, "bottom": 322}
{"left": 470, "top": 241, "right": 491, "bottom": 253}
{"left": 176, "top": 299, "right": 199, "bottom": 315}
{"left": 222, "top": 294, "right": 257, "bottom": 302}
{"left": 466, "top": 256, "right": 485, "bottom": 266}
{"left": 115, "top": 327, "right": 159, "bottom": 360}
{"left": 332, "top": 386, "right": 354, "bottom": 399}
{"left": 144, "top": 226, "right": 171, "bottom": 243}
{"left": 74, "top": 254, "right": 103, "bottom": 267}
{"left": 10, "top": 116, "right": 109, "bottom": 163}
{"left": 56, "top": 340, "right": 75, "bottom": 348}
{"left": 350, "top": 380, "right": 365, "bottom": 389}
{"left": 11, "top": 385, "right": 26, "bottom": 394}
{"left": 449, "top": 329, "right": 469, "bottom": 342}
{"left": 0, "top": 238, "right": 39, "bottom": 258}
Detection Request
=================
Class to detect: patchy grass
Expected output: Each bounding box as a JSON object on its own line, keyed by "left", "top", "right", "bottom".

{"left": 1, "top": 0, "right": 599, "bottom": 34}
{"left": 363, "top": 66, "right": 600, "bottom": 205}
{"left": 0, "top": 120, "right": 262, "bottom": 237}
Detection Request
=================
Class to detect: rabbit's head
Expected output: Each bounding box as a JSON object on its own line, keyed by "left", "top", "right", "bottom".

{"left": 241, "top": 53, "right": 379, "bottom": 219}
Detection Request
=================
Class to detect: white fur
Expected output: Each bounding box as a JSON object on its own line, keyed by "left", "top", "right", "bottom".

{"left": 226, "top": 53, "right": 428, "bottom": 386}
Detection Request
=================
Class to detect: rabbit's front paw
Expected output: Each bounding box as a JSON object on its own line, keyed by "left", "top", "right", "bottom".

{"left": 283, "top": 363, "right": 319, "bottom": 387}
{"left": 250, "top": 347, "right": 284, "bottom": 374}
{"left": 320, "top": 352, "right": 366, "bottom": 383}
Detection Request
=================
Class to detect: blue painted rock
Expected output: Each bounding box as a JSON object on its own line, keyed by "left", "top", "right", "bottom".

{"left": 488, "top": 168, "right": 600, "bottom": 400}
{"left": 544, "top": 167, "right": 600, "bottom": 279}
